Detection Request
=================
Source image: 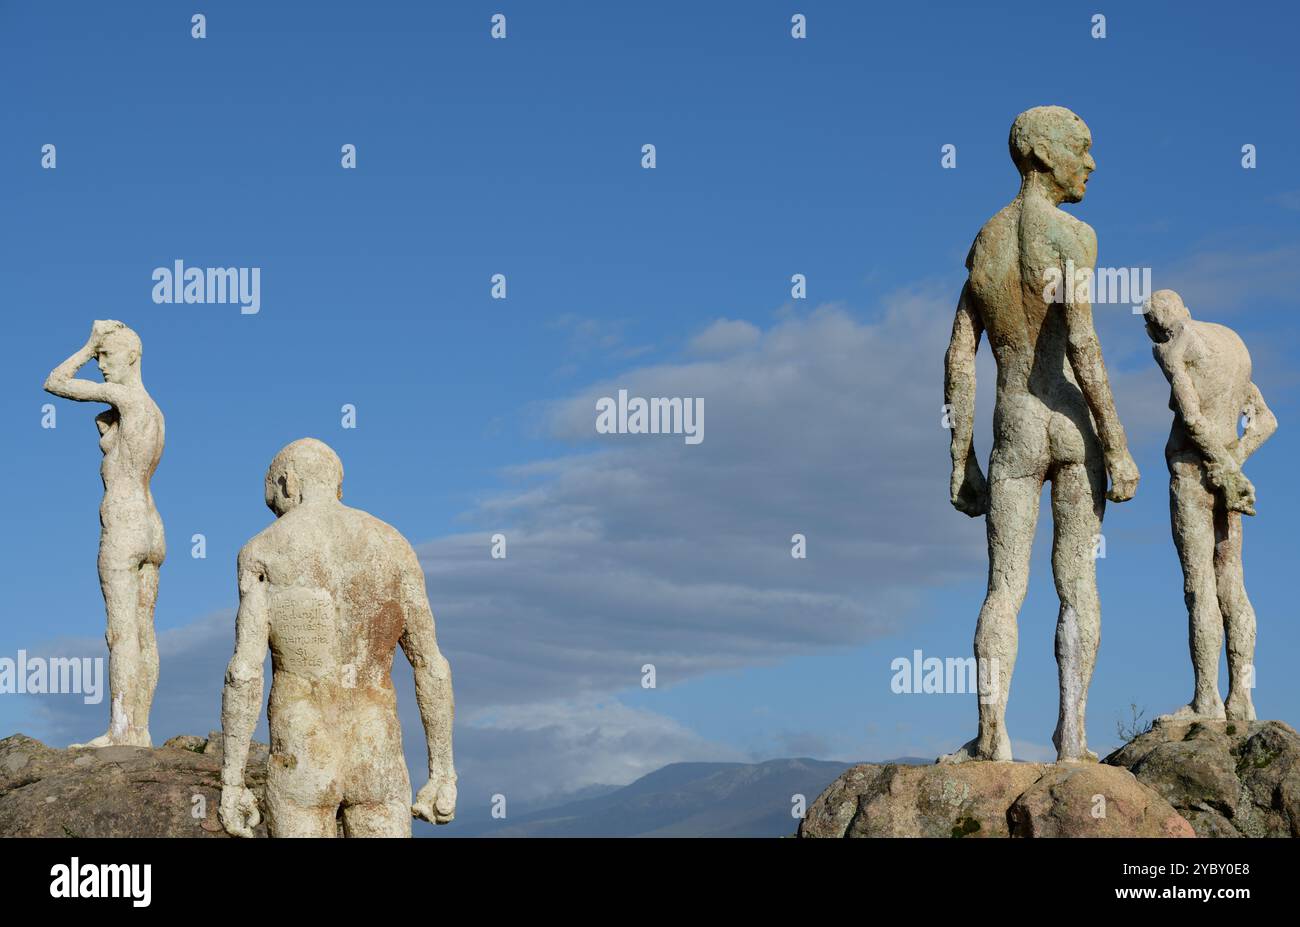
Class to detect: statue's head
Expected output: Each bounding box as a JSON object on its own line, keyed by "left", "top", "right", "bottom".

{"left": 264, "top": 438, "right": 344, "bottom": 517}
{"left": 94, "top": 321, "right": 142, "bottom": 385}
{"left": 1009, "top": 106, "right": 1095, "bottom": 204}
{"left": 1143, "top": 289, "right": 1191, "bottom": 343}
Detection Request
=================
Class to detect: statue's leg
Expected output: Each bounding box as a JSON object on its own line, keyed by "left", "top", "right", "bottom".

{"left": 131, "top": 561, "right": 161, "bottom": 744}
{"left": 340, "top": 800, "right": 412, "bottom": 837}
{"left": 940, "top": 471, "right": 1039, "bottom": 763}
{"left": 1216, "top": 509, "right": 1257, "bottom": 721}
{"left": 1167, "top": 463, "right": 1226, "bottom": 720}
{"left": 1049, "top": 461, "right": 1105, "bottom": 762}
{"left": 266, "top": 800, "right": 339, "bottom": 838}
{"left": 91, "top": 563, "right": 147, "bottom": 747}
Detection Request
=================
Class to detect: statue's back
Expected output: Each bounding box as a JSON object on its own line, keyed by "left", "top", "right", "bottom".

{"left": 262, "top": 505, "right": 409, "bottom": 689}
{"left": 965, "top": 198, "right": 1102, "bottom": 470}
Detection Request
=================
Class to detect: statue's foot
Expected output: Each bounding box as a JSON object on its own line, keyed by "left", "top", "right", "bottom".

{"left": 937, "top": 738, "right": 978, "bottom": 764}
{"left": 69, "top": 729, "right": 152, "bottom": 749}
{"left": 1224, "top": 693, "right": 1256, "bottom": 722}
{"left": 1056, "top": 747, "right": 1098, "bottom": 764}
{"left": 69, "top": 733, "right": 115, "bottom": 749}
{"left": 1157, "top": 701, "right": 1225, "bottom": 723}
{"left": 1052, "top": 722, "right": 1098, "bottom": 763}
{"left": 937, "top": 731, "right": 1012, "bottom": 764}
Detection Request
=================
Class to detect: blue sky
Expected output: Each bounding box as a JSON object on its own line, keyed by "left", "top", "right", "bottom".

{"left": 2, "top": 1, "right": 1298, "bottom": 828}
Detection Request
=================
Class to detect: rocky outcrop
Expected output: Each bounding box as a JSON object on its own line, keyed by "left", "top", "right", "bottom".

{"left": 1006, "top": 763, "right": 1194, "bottom": 837}
{"left": 798, "top": 760, "right": 1193, "bottom": 838}
{"left": 1103, "top": 718, "right": 1300, "bottom": 837}
{"left": 0, "top": 732, "right": 269, "bottom": 838}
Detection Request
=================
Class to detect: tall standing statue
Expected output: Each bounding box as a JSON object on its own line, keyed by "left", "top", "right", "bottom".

{"left": 44, "top": 320, "right": 165, "bottom": 748}
{"left": 219, "top": 438, "right": 456, "bottom": 837}
{"left": 942, "top": 106, "right": 1139, "bottom": 764}
{"left": 1143, "top": 290, "right": 1276, "bottom": 722}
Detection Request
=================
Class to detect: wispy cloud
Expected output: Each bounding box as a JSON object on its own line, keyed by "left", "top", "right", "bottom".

{"left": 1153, "top": 243, "right": 1300, "bottom": 314}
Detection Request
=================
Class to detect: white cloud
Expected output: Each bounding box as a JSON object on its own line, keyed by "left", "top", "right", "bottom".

{"left": 687, "top": 318, "right": 761, "bottom": 355}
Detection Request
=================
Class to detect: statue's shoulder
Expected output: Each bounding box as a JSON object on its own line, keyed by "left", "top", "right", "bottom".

{"left": 235, "top": 531, "right": 275, "bottom": 580}
{"left": 966, "top": 204, "right": 1018, "bottom": 271}
{"left": 1195, "top": 318, "right": 1241, "bottom": 343}
{"left": 241, "top": 507, "right": 317, "bottom": 555}
{"left": 342, "top": 506, "right": 414, "bottom": 556}
{"left": 1049, "top": 207, "right": 1096, "bottom": 258}
{"left": 976, "top": 203, "right": 1018, "bottom": 241}
{"left": 239, "top": 521, "right": 282, "bottom": 561}
{"left": 1193, "top": 320, "right": 1250, "bottom": 366}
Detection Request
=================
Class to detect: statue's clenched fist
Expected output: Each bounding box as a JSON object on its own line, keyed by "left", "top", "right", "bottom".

{"left": 412, "top": 774, "right": 457, "bottom": 825}
{"left": 219, "top": 784, "right": 262, "bottom": 838}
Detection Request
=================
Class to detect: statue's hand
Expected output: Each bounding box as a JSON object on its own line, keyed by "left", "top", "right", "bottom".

{"left": 219, "top": 784, "right": 261, "bottom": 838}
{"left": 1105, "top": 449, "right": 1139, "bottom": 503}
{"left": 88, "top": 319, "right": 125, "bottom": 348}
{"left": 950, "top": 457, "right": 989, "bottom": 517}
{"left": 412, "top": 772, "right": 457, "bottom": 825}
{"left": 1213, "top": 465, "right": 1256, "bottom": 516}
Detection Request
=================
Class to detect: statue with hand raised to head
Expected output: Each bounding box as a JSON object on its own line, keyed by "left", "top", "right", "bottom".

{"left": 44, "top": 320, "right": 165, "bottom": 748}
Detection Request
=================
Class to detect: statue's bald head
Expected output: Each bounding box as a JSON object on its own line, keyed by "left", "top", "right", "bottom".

{"left": 1009, "top": 106, "right": 1094, "bottom": 203}
{"left": 1143, "top": 289, "right": 1191, "bottom": 343}
{"left": 265, "top": 438, "right": 344, "bottom": 516}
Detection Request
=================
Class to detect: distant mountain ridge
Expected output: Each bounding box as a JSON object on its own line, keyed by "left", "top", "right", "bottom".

{"left": 449, "top": 755, "right": 929, "bottom": 837}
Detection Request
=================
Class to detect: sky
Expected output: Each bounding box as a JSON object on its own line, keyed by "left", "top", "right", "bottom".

{"left": 2, "top": 1, "right": 1298, "bottom": 833}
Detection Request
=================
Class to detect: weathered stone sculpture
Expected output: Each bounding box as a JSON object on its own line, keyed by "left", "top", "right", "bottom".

{"left": 1144, "top": 289, "right": 1276, "bottom": 722}
{"left": 219, "top": 438, "right": 456, "bottom": 837}
{"left": 942, "top": 106, "right": 1138, "bottom": 763}
{"left": 44, "top": 320, "right": 165, "bottom": 748}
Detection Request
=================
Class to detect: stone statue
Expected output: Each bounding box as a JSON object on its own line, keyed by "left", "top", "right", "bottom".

{"left": 44, "top": 320, "right": 165, "bottom": 748}
{"left": 941, "top": 106, "right": 1139, "bottom": 763}
{"left": 219, "top": 438, "right": 456, "bottom": 837}
{"left": 1143, "top": 289, "right": 1276, "bottom": 722}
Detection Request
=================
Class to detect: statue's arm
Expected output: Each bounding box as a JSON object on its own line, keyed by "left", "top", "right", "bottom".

{"left": 1060, "top": 237, "right": 1138, "bottom": 501}
{"left": 220, "top": 551, "right": 269, "bottom": 794}
{"left": 944, "top": 281, "right": 981, "bottom": 470}
{"left": 1159, "top": 348, "right": 1237, "bottom": 473}
{"left": 944, "top": 281, "right": 988, "bottom": 516}
{"left": 43, "top": 328, "right": 129, "bottom": 406}
{"left": 1161, "top": 356, "right": 1257, "bottom": 513}
{"left": 399, "top": 553, "right": 455, "bottom": 788}
{"left": 1236, "top": 382, "right": 1277, "bottom": 464}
